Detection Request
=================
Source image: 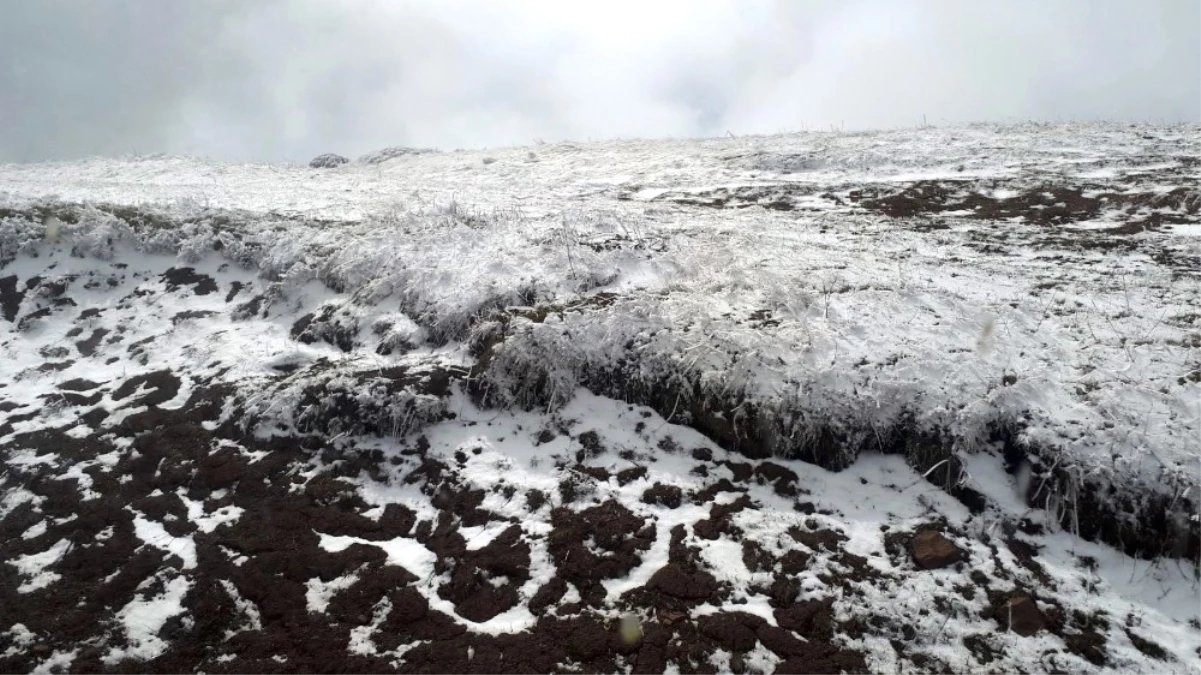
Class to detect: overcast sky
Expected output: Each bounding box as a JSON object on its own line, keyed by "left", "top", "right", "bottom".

{"left": 2, "top": 0, "right": 1198, "bottom": 164}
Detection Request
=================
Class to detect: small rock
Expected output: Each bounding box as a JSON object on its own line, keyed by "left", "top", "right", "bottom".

{"left": 910, "top": 529, "right": 963, "bottom": 569}
{"left": 309, "top": 153, "right": 349, "bottom": 169}
{"left": 997, "top": 595, "right": 1044, "bottom": 636}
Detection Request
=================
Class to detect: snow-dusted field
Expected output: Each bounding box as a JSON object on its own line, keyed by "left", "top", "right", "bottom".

{"left": 0, "top": 123, "right": 1198, "bottom": 672}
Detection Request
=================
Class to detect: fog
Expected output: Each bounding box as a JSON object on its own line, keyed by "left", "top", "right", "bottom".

{"left": 2, "top": 0, "right": 1197, "bottom": 163}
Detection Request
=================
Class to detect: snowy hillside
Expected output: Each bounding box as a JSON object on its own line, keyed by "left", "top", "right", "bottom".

{"left": 1, "top": 123, "right": 1198, "bottom": 673}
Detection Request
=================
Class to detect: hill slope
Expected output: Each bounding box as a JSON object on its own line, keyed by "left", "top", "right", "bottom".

{"left": 1, "top": 123, "right": 1199, "bottom": 672}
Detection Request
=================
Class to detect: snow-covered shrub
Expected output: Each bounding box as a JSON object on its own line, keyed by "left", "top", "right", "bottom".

{"left": 309, "top": 153, "right": 349, "bottom": 169}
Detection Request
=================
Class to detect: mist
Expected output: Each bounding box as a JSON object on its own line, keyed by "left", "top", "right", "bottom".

{"left": 1, "top": 0, "right": 1197, "bottom": 163}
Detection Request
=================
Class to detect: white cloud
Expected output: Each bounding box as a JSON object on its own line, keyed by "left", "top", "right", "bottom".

{"left": 0, "top": 0, "right": 1196, "bottom": 163}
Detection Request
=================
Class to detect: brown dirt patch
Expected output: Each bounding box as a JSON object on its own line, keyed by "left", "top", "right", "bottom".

{"left": 546, "top": 500, "right": 654, "bottom": 607}
{"left": 161, "top": 267, "right": 218, "bottom": 295}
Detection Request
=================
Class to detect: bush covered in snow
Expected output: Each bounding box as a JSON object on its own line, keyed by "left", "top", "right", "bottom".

{"left": 309, "top": 153, "right": 349, "bottom": 169}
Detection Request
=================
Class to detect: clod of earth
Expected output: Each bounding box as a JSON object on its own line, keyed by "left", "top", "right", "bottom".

{"left": 910, "top": 529, "right": 964, "bottom": 569}
{"left": 996, "top": 595, "right": 1045, "bottom": 637}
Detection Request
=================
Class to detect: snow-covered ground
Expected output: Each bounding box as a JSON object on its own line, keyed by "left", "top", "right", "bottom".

{"left": 0, "top": 123, "right": 1198, "bottom": 673}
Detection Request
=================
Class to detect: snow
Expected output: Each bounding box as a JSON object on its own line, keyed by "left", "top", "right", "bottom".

{"left": 1, "top": 122, "right": 1198, "bottom": 672}
{"left": 372, "top": 392, "right": 1201, "bottom": 667}
{"left": 0, "top": 489, "right": 44, "bottom": 520}
{"left": 106, "top": 575, "right": 191, "bottom": 665}
{"left": 8, "top": 539, "right": 70, "bottom": 593}
{"left": 132, "top": 513, "right": 197, "bottom": 569}
{"left": 317, "top": 532, "right": 437, "bottom": 579}
{"left": 459, "top": 523, "right": 510, "bottom": 551}
{"left": 20, "top": 521, "right": 47, "bottom": 541}
{"left": 1169, "top": 223, "right": 1201, "bottom": 237}
{"left": 176, "top": 490, "right": 243, "bottom": 533}
{"left": 601, "top": 506, "right": 706, "bottom": 602}
{"left": 1, "top": 625, "right": 36, "bottom": 658}
{"left": 29, "top": 649, "right": 76, "bottom": 674}
{"left": 6, "top": 450, "right": 58, "bottom": 469}
{"left": 305, "top": 572, "right": 360, "bottom": 614}
{"left": 2, "top": 157, "right": 1195, "bottom": 506}
{"left": 218, "top": 579, "right": 263, "bottom": 639}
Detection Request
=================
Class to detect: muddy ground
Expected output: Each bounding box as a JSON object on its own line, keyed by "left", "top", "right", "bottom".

{"left": 3, "top": 381, "right": 1167, "bottom": 673}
